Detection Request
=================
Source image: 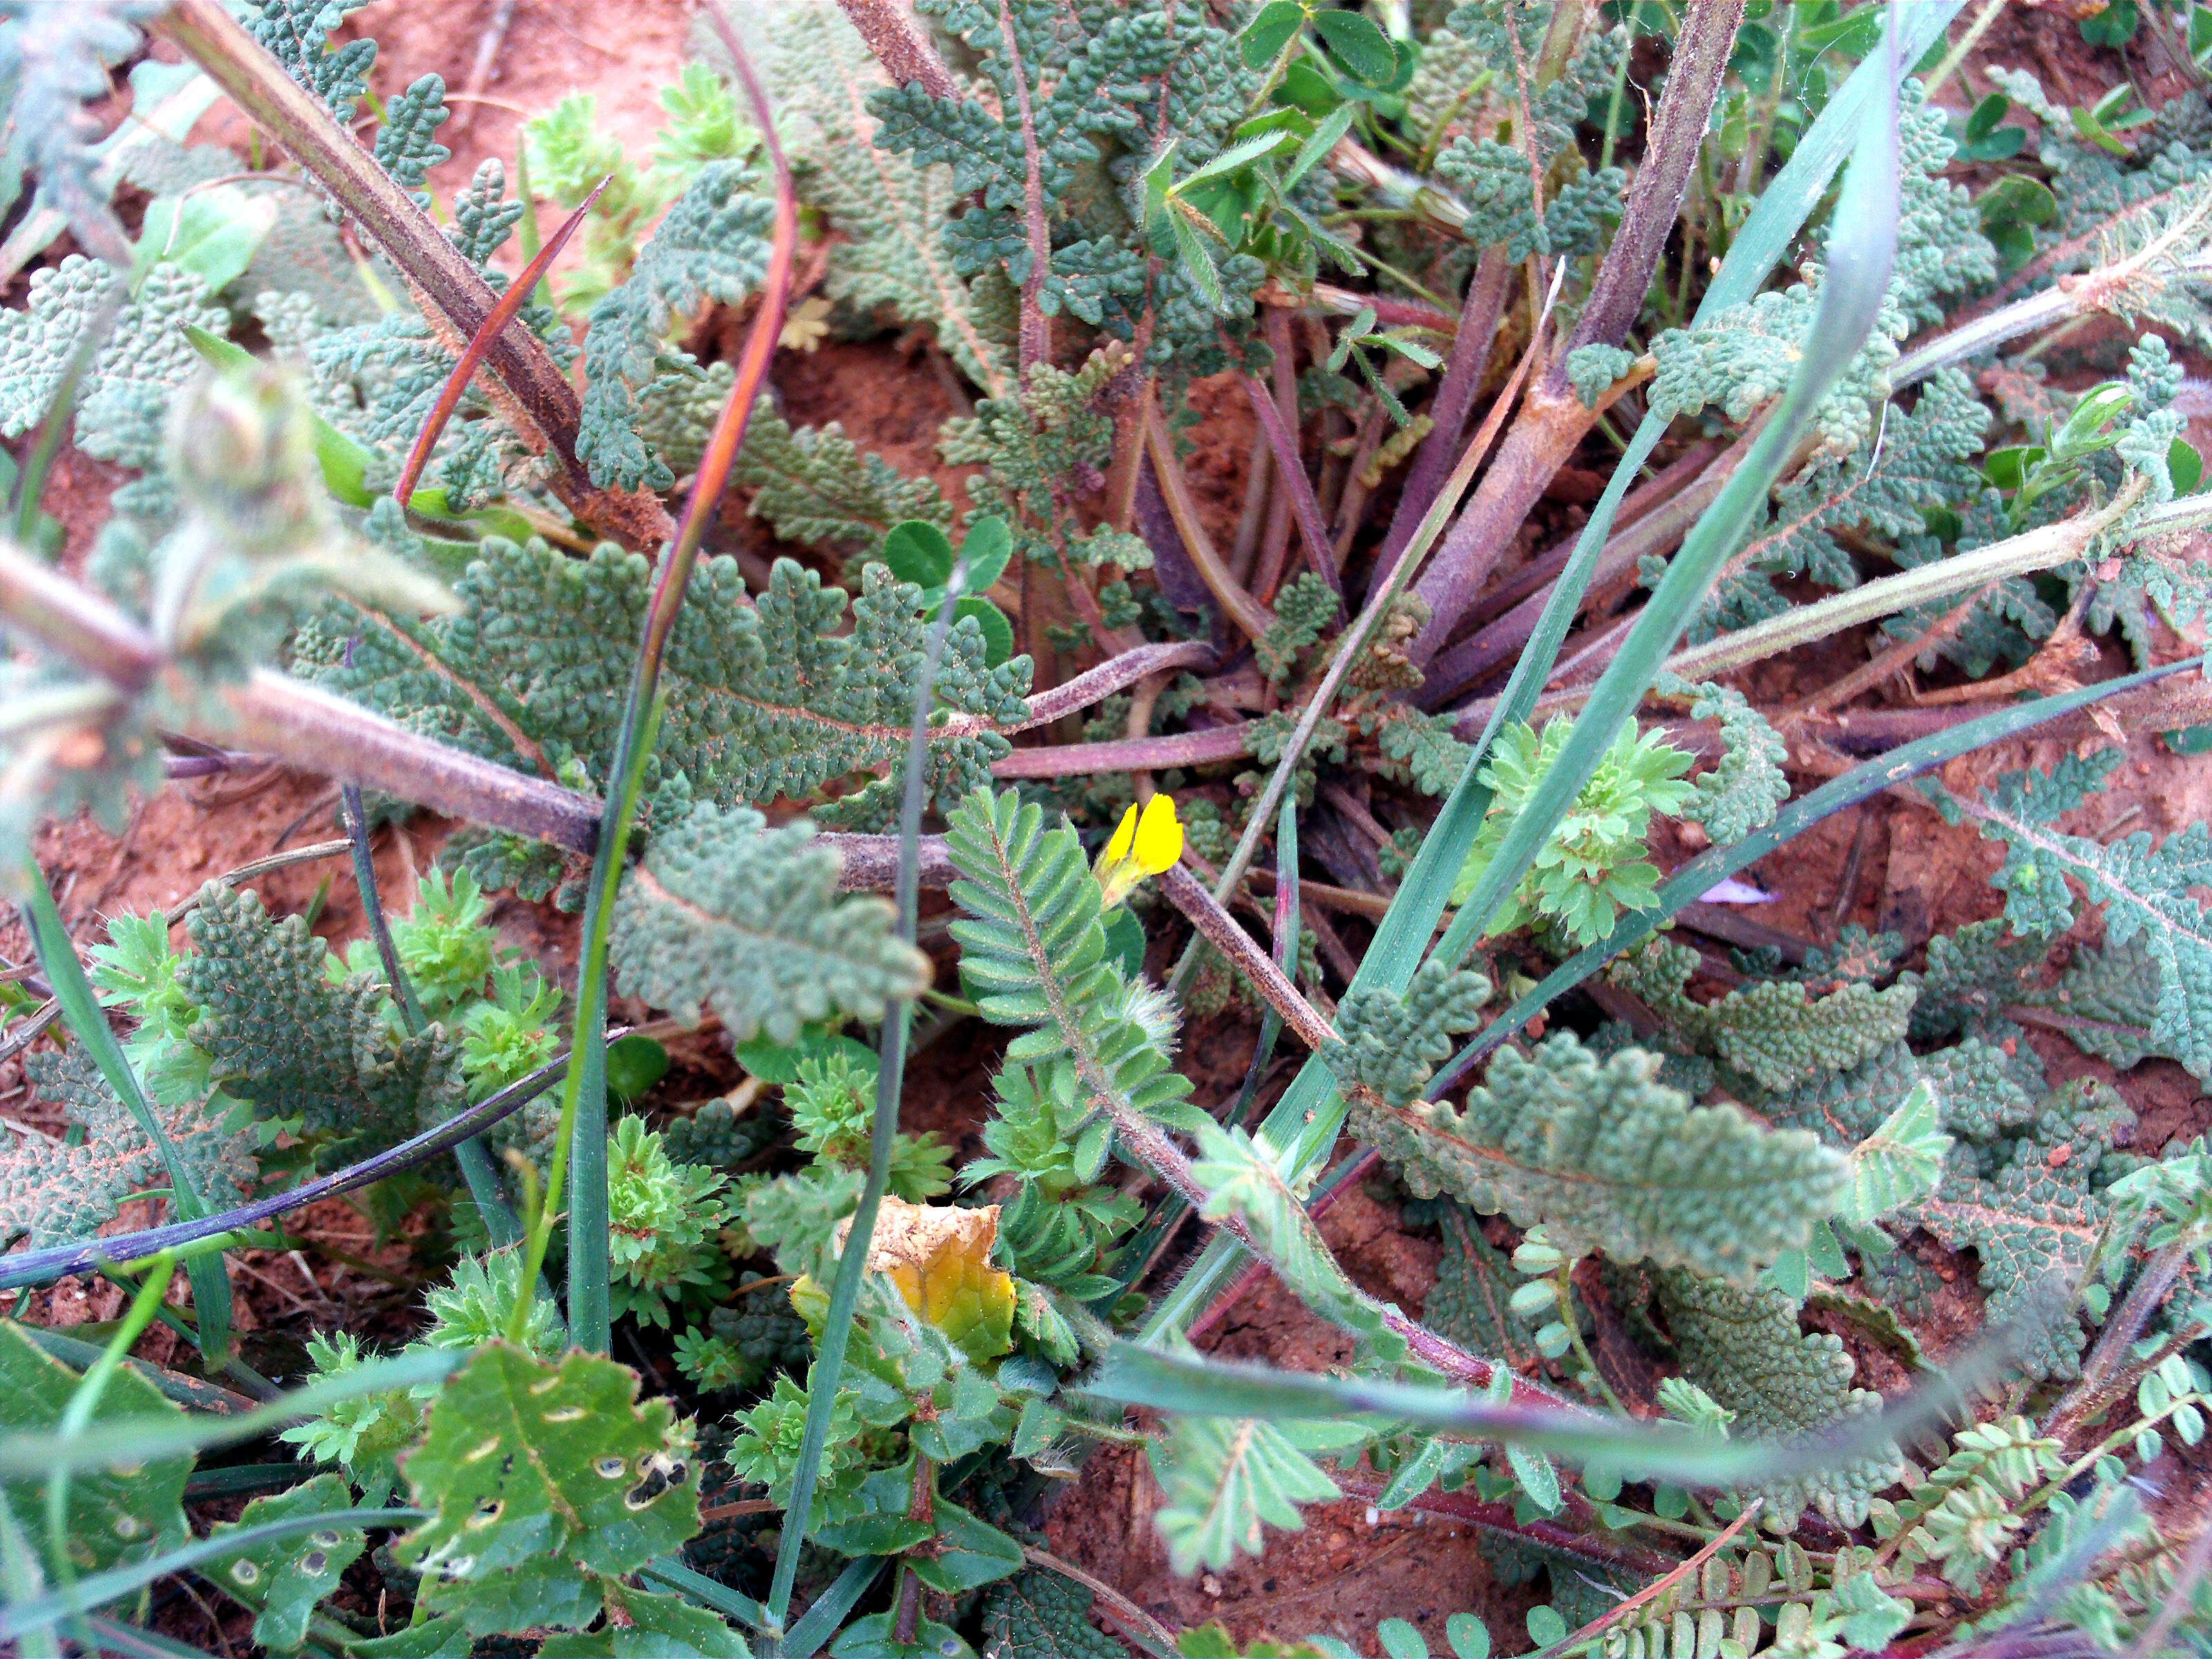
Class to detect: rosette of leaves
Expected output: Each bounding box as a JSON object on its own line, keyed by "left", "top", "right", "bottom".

{"left": 1450, "top": 717, "right": 1698, "bottom": 948}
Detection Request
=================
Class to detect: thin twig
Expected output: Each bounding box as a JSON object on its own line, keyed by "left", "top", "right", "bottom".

{"left": 831, "top": 0, "right": 958, "bottom": 97}
{"left": 997, "top": 0, "right": 1053, "bottom": 375}
{"left": 1539, "top": 1500, "right": 1763, "bottom": 1658}
{"left": 1020, "top": 1545, "right": 1180, "bottom": 1656}
{"left": 992, "top": 724, "right": 1246, "bottom": 778}
{"left": 1143, "top": 393, "right": 1277, "bottom": 642}
{"left": 1241, "top": 375, "right": 1344, "bottom": 610}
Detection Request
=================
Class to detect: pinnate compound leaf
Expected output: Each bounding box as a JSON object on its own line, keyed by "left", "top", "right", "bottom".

{"left": 203, "top": 1472, "right": 367, "bottom": 1653}
{"left": 395, "top": 1344, "right": 702, "bottom": 1635}
{"left": 0, "top": 1320, "right": 190, "bottom": 1577}
{"left": 1350, "top": 1033, "right": 1848, "bottom": 1286}
{"left": 944, "top": 787, "right": 1197, "bottom": 1132}
{"left": 1191, "top": 1123, "right": 1397, "bottom": 1355}
{"left": 608, "top": 803, "right": 928, "bottom": 1044}
{"left": 1150, "top": 1413, "right": 1342, "bottom": 1577}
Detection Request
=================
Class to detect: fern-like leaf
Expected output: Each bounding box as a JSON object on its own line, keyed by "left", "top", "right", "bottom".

{"left": 1655, "top": 1268, "right": 1904, "bottom": 1529}
{"left": 1611, "top": 937, "right": 1916, "bottom": 1095}
{"left": 578, "top": 158, "right": 774, "bottom": 490}
{"left": 753, "top": 0, "right": 1013, "bottom": 397}
{"left": 1942, "top": 753, "right": 2212, "bottom": 1081}
{"left": 944, "top": 787, "right": 1197, "bottom": 1132}
{"left": 4, "top": 1044, "right": 254, "bottom": 1251}
{"left": 608, "top": 803, "right": 929, "bottom": 1044}
{"left": 178, "top": 882, "right": 465, "bottom": 1157}
{"left": 1148, "top": 1413, "right": 1343, "bottom": 1577}
{"left": 733, "top": 395, "right": 954, "bottom": 555}
{"left": 1324, "top": 959, "right": 1492, "bottom": 1109}
{"left": 1351, "top": 1032, "right": 1848, "bottom": 1286}
{"left": 305, "top": 545, "right": 1029, "bottom": 834}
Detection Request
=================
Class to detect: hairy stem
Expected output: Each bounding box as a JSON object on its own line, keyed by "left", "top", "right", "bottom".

{"left": 152, "top": 0, "right": 626, "bottom": 533}
{"left": 832, "top": 0, "right": 957, "bottom": 97}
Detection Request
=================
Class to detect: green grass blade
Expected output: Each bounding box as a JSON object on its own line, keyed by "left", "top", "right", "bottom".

{"left": 1145, "top": 4, "right": 1951, "bottom": 1339}
{"left": 0, "top": 1508, "right": 425, "bottom": 1643}
{"left": 763, "top": 563, "right": 968, "bottom": 1641}
{"left": 640, "top": 1555, "right": 768, "bottom": 1629}
{"left": 0, "top": 1345, "right": 460, "bottom": 1479}
{"left": 1437, "top": 655, "right": 2205, "bottom": 1087}
{"left": 1429, "top": 41, "right": 1902, "bottom": 978}
{"left": 17, "top": 862, "right": 235, "bottom": 1368}
{"left": 780, "top": 1555, "right": 888, "bottom": 1658}
{"left": 1085, "top": 1338, "right": 1999, "bottom": 1494}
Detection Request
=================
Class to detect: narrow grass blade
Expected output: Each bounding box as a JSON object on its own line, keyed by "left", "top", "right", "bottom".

{"left": 780, "top": 1555, "right": 888, "bottom": 1659}
{"left": 1435, "top": 655, "right": 2205, "bottom": 1091}
{"left": 1089, "top": 1325, "right": 2024, "bottom": 1494}
{"left": 0, "top": 1508, "right": 426, "bottom": 1643}
{"left": 640, "top": 1555, "right": 768, "bottom": 1630}
{"left": 393, "top": 178, "right": 608, "bottom": 505}
{"left": 0, "top": 1347, "right": 460, "bottom": 1480}
{"left": 1430, "top": 38, "right": 1900, "bottom": 978}
{"left": 16, "top": 861, "right": 234, "bottom": 1366}
{"left": 762, "top": 561, "right": 964, "bottom": 1638}
{"left": 521, "top": 27, "right": 799, "bottom": 1358}
{"left": 1147, "top": 5, "right": 1948, "bottom": 1336}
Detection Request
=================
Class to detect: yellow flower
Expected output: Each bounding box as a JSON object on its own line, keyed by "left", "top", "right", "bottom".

{"left": 1094, "top": 791, "right": 1183, "bottom": 908}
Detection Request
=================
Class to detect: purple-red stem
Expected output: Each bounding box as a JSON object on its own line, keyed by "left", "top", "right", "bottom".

{"left": 392, "top": 180, "right": 608, "bottom": 507}
{"left": 1242, "top": 374, "right": 1344, "bottom": 610}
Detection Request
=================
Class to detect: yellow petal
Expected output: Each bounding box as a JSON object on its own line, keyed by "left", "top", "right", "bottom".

{"left": 1134, "top": 791, "right": 1183, "bottom": 874}
{"left": 1102, "top": 802, "right": 1140, "bottom": 868}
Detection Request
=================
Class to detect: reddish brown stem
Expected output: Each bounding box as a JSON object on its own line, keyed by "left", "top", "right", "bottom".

{"left": 832, "top": 0, "right": 958, "bottom": 97}
{"left": 1380, "top": 247, "right": 1513, "bottom": 570}
{"left": 154, "top": 0, "right": 591, "bottom": 509}
{"left": 1251, "top": 306, "right": 1300, "bottom": 605}
{"left": 1241, "top": 374, "right": 1343, "bottom": 610}
{"left": 393, "top": 181, "right": 608, "bottom": 506}
{"left": 1331, "top": 1470, "right": 1674, "bottom": 1577}
{"left": 1407, "top": 0, "right": 1745, "bottom": 662}
{"left": 997, "top": 1, "right": 1054, "bottom": 375}
{"left": 991, "top": 724, "right": 1247, "bottom": 778}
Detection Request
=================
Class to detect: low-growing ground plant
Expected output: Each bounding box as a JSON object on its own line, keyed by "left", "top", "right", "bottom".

{"left": 6, "top": 1, "right": 2212, "bottom": 1654}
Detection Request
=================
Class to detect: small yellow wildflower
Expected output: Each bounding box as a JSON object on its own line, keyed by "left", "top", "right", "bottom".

{"left": 1094, "top": 791, "right": 1183, "bottom": 909}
